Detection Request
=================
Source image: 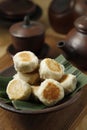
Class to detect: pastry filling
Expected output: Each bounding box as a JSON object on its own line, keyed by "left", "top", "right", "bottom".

{"left": 46, "top": 59, "right": 61, "bottom": 72}
{"left": 43, "top": 83, "right": 59, "bottom": 101}
{"left": 59, "top": 74, "right": 68, "bottom": 83}
{"left": 19, "top": 52, "right": 32, "bottom": 62}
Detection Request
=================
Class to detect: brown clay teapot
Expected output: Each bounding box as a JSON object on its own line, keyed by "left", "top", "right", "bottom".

{"left": 9, "top": 15, "right": 45, "bottom": 53}
{"left": 57, "top": 15, "right": 87, "bottom": 69}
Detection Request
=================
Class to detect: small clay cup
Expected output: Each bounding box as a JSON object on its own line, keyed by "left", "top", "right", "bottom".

{"left": 48, "top": 0, "right": 76, "bottom": 34}
{"left": 9, "top": 15, "right": 45, "bottom": 53}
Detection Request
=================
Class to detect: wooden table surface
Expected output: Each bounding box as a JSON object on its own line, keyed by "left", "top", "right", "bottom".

{"left": 0, "top": 0, "right": 87, "bottom": 130}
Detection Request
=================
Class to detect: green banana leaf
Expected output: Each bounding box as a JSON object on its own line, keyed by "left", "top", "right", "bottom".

{"left": 0, "top": 55, "right": 87, "bottom": 111}
{"left": 55, "top": 55, "right": 87, "bottom": 96}
{"left": 0, "top": 76, "right": 12, "bottom": 91}
{"left": 12, "top": 100, "right": 46, "bottom": 111}
{"left": 0, "top": 76, "right": 12, "bottom": 102}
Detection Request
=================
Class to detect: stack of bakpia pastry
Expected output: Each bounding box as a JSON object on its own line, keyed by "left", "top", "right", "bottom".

{"left": 6, "top": 51, "right": 77, "bottom": 106}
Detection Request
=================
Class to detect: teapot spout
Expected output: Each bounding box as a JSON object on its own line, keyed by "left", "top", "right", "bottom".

{"left": 57, "top": 41, "right": 69, "bottom": 54}
{"left": 57, "top": 41, "right": 75, "bottom": 59}
{"left": 57, "top": 41, "right": 65, "bottom": 48}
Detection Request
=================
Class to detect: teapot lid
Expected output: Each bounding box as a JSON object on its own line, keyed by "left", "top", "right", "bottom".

{"left": 9, "top": 15, "right": 45, "bottom": 38}
{"left": 74, "top": 15, "right": 87, "bottom": 33}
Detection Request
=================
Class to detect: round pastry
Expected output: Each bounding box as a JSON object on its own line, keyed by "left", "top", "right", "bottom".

{"left": 6, "top": 78, "right": 31, "bottom": 100}
{"left": 13, "top": 70, "right": 40, "bottom": 85}
{"left": 13, "top": 51, "right": 39, "bottom": 73}
{"left": 31, "top": 86, "right": 39, "bottom": 101}
{"left": 59, "top": 74, "right": 77, "bottom": 94}
{"left": 37, "top": 79, "right": 64, "bottom": 106}
{"left": 39, "top": 58, "right": 65, "bottom": 81}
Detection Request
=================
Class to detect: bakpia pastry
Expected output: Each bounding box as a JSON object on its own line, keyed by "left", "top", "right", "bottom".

{"left": 37, "top": 79, "right": 64, "bottom": 106}
{"left": 13, "top": 70, "right": 40, "bottom": 85}
{"left": 59, "top": 74, "right": 77, "bottom": 94}
{"left": 31, "top": 86, "right": 39, "bottom": 101}
{"left": 6, "top": 50, "right": 78, "bottom": 108}
{"left": 39, "top": 58, "right": 65, "bottom": 81}
{"left": 6, "top": 79, "right": 31, "bottom": 100}
{"left": 13, "top": 51, "right": 39, "bottom": 73}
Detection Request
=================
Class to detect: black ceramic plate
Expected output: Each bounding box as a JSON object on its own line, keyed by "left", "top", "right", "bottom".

{"left": 0, "top": 5, "right": 42, "bottom": 22}
{"left": 0, "top": 55, "right": 86, "bottom": 114}
{"left": 7, "top": 43, "right": 49, "bottom": 59}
